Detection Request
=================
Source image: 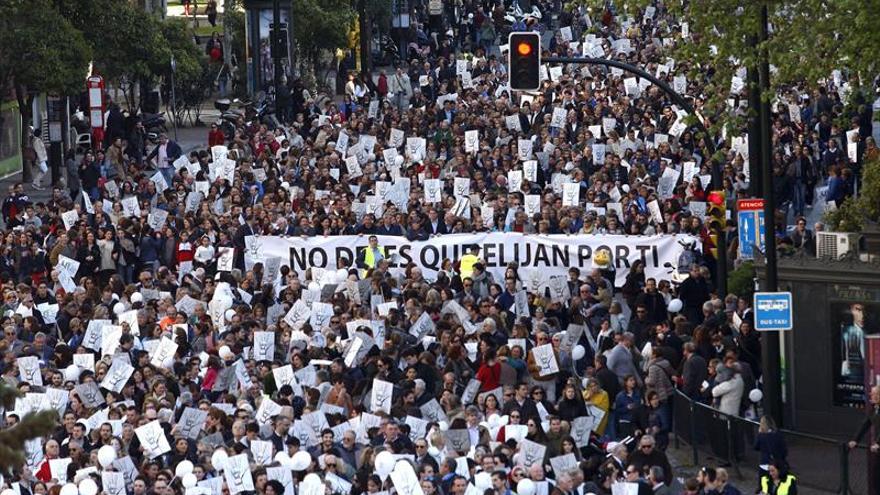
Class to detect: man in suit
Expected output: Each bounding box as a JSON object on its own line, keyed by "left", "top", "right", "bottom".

{"left": 501, "top": 382, "right": 540, "bottom": 421}
{"left": 426, "top": 208, "right": 447, "bottom": 235}
{"left": 147, "top": 133, "right": 183, "bottom": 186}
{"left": 648, "top": 466, "right": 672, "bottom": 495}
{"left": 607, "top": 333, "right": 642, "bottom": 386}
{"left": 623, "top": 464, "right": 653, "bottom": 495}
{"left": 680, "top": 342, "right": 708, "bottom": 400}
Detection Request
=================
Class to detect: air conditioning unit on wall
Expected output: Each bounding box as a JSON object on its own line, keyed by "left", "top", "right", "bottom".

{"left": 816, "top": 232, "right": 860, "bottom": 259}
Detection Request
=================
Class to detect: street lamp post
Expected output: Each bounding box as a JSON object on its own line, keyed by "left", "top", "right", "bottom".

{"left": 544, "top": 56, "right": 726, "bottom": 297}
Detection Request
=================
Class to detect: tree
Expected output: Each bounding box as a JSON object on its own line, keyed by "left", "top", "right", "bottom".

{"left": 292, "top": 0, "right": 356, "bottom": 82}
{"left": 0, "top": 382, "right": 56, "bottom": 471}
{"left": 0, "top": 0, "right": 91, "bottom": 145}
{"left": 155, "top": 19, "right": 212, "bottom": 126}
{"left": 568, "top": 0, "right": 880, "bottom": 132}
{"left": 56, "top": 0, "right": 167, "bottom": 108}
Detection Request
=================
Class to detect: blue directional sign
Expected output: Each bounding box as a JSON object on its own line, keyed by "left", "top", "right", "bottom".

{"left": 737, "top": 199, "right": 765, "bottom": 260}
{"left": 753, "top": 291, "right": 793, "bottom": 331}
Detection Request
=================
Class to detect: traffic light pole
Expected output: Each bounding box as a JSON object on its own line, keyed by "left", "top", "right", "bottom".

{"left": 757, "top": 3, "right": 783, "bottom": 427}
{"left": 544, "top": 56, "right": 726, "bottom": 297}
{"left": 272, "top": 0, "right": 284, "bottom": 95}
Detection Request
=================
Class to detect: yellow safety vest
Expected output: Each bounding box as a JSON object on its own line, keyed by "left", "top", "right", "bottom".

{"left": 459, "top": 254, "right": 480, "bottom": 279}
{"left": 361, "top": 246, "right": 386, "bottom": 277}
{"left": 761, "top": 475, "right": 796, "bottom": 495}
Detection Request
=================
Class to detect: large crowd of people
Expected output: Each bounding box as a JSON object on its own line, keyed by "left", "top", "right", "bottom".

{"left": 2, "top": 1, "right": 875, "bottom": 495}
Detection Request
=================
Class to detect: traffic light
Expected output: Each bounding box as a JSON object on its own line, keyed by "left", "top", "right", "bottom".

{"left": 270, "top": 23, "right": 289, "bottom": 60}
{"left": 508, "top": 32, "right": 540, "bottom": 91}
{"left": 707, "top": 190, "right": 726, "bottom": 259}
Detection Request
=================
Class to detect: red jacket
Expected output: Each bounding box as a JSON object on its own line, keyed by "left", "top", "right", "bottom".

{"left": 208, "top": 129, "right": 226, "bottom": 147}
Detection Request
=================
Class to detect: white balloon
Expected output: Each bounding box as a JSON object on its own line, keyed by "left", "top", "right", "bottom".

{"left": 475, "top": 472, "right": 492, "bottom": 491}
{"left": 97, "top": 445, "right": 117, "bottom": 468}
{"left": 211, "top": 449, "right": 229, "bottom": 472}
{"left": 308, "top": 282, "right": 320, "bottom": 291}
{"left": 667, "top": 298, "right": 683, "bottom": 313}
{"left": 517, "top": 479, "right": 536, "bottom": 495}
{"left": 427, "top": 446, "right": 440, "bottom": 457}
{"left": 225, "top": 309, "right": 237, "bottom": 322}
{"left": 59, "top": 484, "right": 78, "bottom": 495}
{"left": 113, "top": 302, "right": 126, "bottom": 315}
{"left": 175, "top": 460, "right": 194, "bottom": 477}
{"left": 218, "top": 346, "right": 234, "bottom": 361}
{"left": 572, "top": 345, "right": 586, "bottom": 361}
{"left": 64, "top": 364, "right": 82, "bottom": 383}
{"left": 79, "top": 479, "right": 98, "bottom": 495}
{"left": 291, "top": 451, "right": 312, "bottom": 471}
{"left": 438, "top": 421, "right": 449, "bottom": 431}
{"left": 182, "top": 474, "right": 198, "bottom": 489}
{"left": 335, "top": 268, "right": 349, "bottom": 283}
{"left": 749, "top": 388, "right": 764, "bottom": 403}
{"left": 375, "top": 451, "right": 395, "bottom": 477}
{"left": 303, "top": 474, "right": 323, "bottom": 489}
{"left": 274, "top": 452, "right": 293, "bottom": 467}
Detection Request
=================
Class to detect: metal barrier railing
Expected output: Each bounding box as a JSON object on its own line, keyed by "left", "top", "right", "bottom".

{"left": 672, "top": 390, "right": 869, "bottom": 494}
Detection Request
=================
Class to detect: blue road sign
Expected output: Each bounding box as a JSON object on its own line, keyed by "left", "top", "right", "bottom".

{"left": 737, "top": 199, "right": 765, "bottom": 260}
{"left": 753, "top": 291, "right": 793, "bottom": 331}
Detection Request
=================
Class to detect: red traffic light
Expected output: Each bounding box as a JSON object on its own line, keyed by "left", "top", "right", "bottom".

{"left": 517, "top": 42, "right": 532, "bottom": 56}
{"left": 707, "top": 191, "right": 725, "bottom": 206}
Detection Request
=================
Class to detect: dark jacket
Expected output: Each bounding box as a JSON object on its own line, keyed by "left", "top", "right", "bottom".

{"left": 681, "top": 353, "right": 708, "bottom": 399}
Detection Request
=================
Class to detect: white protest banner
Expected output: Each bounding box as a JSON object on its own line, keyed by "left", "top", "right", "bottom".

{"left": 424, "top": 179, "right": 442, "bottom": 203}
{"left": 519, "top": 438, "right": 547, "bottom": 466}
{"left": 121, "top": 197, "right": 141, "bottom": 218}
{"left": 648, "top": 200, "right": 664, "bottom": 225}
{"left": 259, "top": 233, "right": 696, "bottom": 288}
{"left": 102, "top": 359, "right": 134, "bottom": 393}
{"left": 465, "top": 130, "right": 479, "bottom": 153}
{"left": 531, "top": 344, "right": 559, "bottom": 376}
{"left": 253, "top": 331, "right": 275, "bottom": 361}
{"left": 517, "top": 139, "right": 533, "bottom": 161}
{"left": 62, "top": 210, "right": 79, "bottom": 231}
{"left": 135, "top": 420, "right": 171, "bottom": 458}
{"left": 177, "top": 407, "right": 209, "bottom": 440}
{"left": 57, "top": 255, "right": 80, "bottom": 280}
{"left": 18, "top": 356, "right": 42, "bottom": 386}
{"left": 658, "top": 167, "right": 680, "bottom": 199}
{"left": 251, "top": 439, "right": 274, "bottom": 466}
{"left": 523, "top": 160, "right": 538, "bottom": 182}
{"left": 550, "top": 107, "right": 566, "bottom": 128}
{"left": 524, "top": 195, "right": 541, "bottom": 217}
{"left": 508, "top": 170, "right": 523, "bottom": 192}
{"left": 390, "top": 128, "right": 405, "bottom": 148}
{"left": 217, "top": 247, "right": 234, "bottom": 272}
{"left": 149, "top": 337, "right": 178, "bottom": 368}
{"left": 506, "top": 115, "right": 522, "bottom": 132}
{"left": 148, "top": 209, "right": 168, "bottom": 232}
{"left": 224, "top": 454, "right": 255, "bottom": 494}
{"left": 370, "top": 379, "right": 394, "bottom": 414}
{"left": 453, "top": 177, "right": 470, "bottom": 198}
{"left": 335, "top": 131, "right": 349, "bottom": 155}
{"left": 562, "top": 182, "right": 580, "bottom": 207}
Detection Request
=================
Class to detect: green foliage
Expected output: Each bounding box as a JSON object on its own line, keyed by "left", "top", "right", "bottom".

{"left": 292, "top": 0, "right": 356, "bottom": 58}
{"left": 823, "top": 156, "right": 880, "bottom": 232}
{"left": 0, "top": 382, "right": 56, "bottom": 471}
{"left": 567, "top": 0, "right": 880, "bottom": 135}
{"left": 57, "top": 0, "right": 165, "bottom": 86}
{"left": 365, "top": 0, "right": 394, "bottom": 33}
{"left": 727, "top": 261, "right": 755, "bottom": 302}
{"left": 0, "top": 0, "right": 91, "bottom": 97}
